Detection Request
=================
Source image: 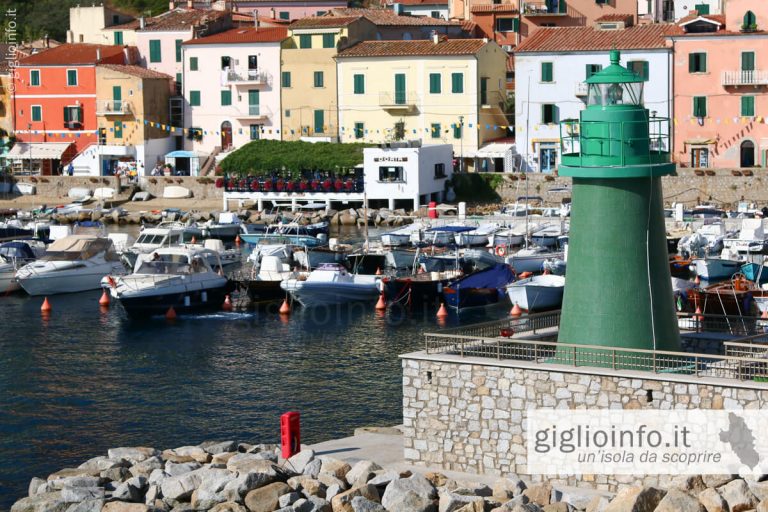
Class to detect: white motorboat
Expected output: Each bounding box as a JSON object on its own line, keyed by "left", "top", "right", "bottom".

{"left": 107, "top": 246, "right": 231, "bottom": 317}
{"left": 506, "top": 246, "right": 564, "bottom": 274}
{"left": 16, "top": 235, "right": 125, "bottom": 295}
{"left": 201, "top": 212, "right": 242, "bottom": 239}
{"left": 280, "top": 263, "right": 381, "bottom": 307}
{"left": 690, "top": 257, "right": 741, "bottom": 281}
{"left": 120, "top": 222, "right": 197, "bottom": 268}
{"left": 0, "top": 240, "right": 45, "bottom": 293}
{"left": 455, "top": 223, "right": 499, "bottom": 246}
{"left": 489, "top": 226, "right": 526, "bottom": 248}
{"left": 530, "top": 223, "right": 567, "bottom": 248}
{"left": 724, "top": 218, "right": 768, "bottom": 254}
{"left": 242, "top": 255, "right": 308, "bottom": 304}
{"left": 506, "top": 274, "right": 565, "bottom": 311}
{"left": 380, "top": 223, "right": 422, "bottom": 247}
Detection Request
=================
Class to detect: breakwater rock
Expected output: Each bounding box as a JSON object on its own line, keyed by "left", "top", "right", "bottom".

{"left": 12, "top": 441, "right": 768, "bottom": 512}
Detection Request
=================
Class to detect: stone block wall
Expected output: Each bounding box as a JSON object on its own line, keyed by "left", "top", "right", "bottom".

{"left": 401, "top": 355, "right": 768, "bottom": 492}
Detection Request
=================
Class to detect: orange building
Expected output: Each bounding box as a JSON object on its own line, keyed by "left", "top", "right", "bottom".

{"left": 11, "top": 44, "right": 128, "bottom": 174}
{"left": 669, "top": 0, "right": 768, "bottom": 169}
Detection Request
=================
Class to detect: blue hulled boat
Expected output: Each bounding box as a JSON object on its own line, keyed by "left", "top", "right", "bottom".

{"left": 442, "top": 264, "right": 516, "bottom": 309}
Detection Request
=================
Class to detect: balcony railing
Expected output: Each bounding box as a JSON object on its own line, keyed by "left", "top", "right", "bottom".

{"left": 722, "top": 70, "right": 768, "bottom": 86}
{"left": 575, "top": 82, "right": 588, "bottom": 97}
{"left": 96, "top": 100, "right": 132, "bottom": 115}
{"left": 226, "top": 68, "right": 271, "bottom": 85}
{"left": 522, "top": 1, "right": 566, "bottom": 15}
{"left": 379, "top": 91, "right": 420, "bottom": 110}
{"left": 231, "top": 104, "right": 271, "bottom": 119}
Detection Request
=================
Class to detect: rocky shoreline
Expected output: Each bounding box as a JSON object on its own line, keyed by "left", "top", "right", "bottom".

{"left": 12, "top": 440, "right": 768, "bottom": 512}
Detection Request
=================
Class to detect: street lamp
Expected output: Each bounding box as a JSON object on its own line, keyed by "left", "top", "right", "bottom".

{"left": 459, "top": 115, "right": 464, "bottom": 174}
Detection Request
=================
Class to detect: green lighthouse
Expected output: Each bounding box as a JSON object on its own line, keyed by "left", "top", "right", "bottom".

{"left": 557, "top": 50, "right": 680, "bottom": 352}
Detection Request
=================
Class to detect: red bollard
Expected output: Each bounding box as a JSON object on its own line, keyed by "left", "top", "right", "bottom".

{"left": 280, "top": 411, "right": 301, "bottom": 459}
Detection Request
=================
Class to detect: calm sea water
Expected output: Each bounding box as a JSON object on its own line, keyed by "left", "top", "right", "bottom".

{"left": 0, "top": 231, "right": 509, "bottom": 507}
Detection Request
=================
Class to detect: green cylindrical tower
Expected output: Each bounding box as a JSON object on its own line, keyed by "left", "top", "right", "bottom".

{"left": 557, "top": 50, "right": 680, "bottom": 353}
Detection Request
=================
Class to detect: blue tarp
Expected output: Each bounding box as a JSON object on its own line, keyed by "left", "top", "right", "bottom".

{"left": 427, "top": 225, "right": 474, "bottom": 233}
{"left": 0, "top": 241, "right": 36, "bottom": 260}
{"left": 448, "top": 264, "right": 515, "bottom": 289}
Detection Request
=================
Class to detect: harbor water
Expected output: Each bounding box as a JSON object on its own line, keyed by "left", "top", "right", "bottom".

{"left": 0, "top": 227, "right": 510, "bottom": 507}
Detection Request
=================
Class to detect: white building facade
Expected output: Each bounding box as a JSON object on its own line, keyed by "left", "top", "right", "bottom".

{"left": 182, "top": 27, "right": 286, "bottom": 156}
{"left": 638, "top": 0, "right": 722, "bottom": 22}
{"left": 514, "top": 25, "right": 673, "bottom": 172}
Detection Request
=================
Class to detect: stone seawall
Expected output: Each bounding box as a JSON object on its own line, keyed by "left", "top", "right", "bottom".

{"left": 401, "top": 355, "right": 768, "bottom": 492}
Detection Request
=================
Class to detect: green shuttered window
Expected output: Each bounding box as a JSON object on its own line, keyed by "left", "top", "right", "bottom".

{"left": 221, "top": 90, "right": 232, "bottom": 106}
{"left": 741, "top": 96, "right": 755, "bottom": 117}
{"left": 693, "top": 96, "right": 707, "bottom": 117}
{"left": 322, "top": 33, "right": 334, "bottom": 48}
{"left": 354, "top": 122, "right": 364, "bottom": 139}
{"left": 429, "top": 73, "right": 441, "bottom": 94}
{"left": 689, "top": 52, "right": 707, "bottom": 73}
{"left": 451, "top": 72, "right": 463, "bottom": 93}
{"left": 282, "top": 71, "right": 291, "bottom": 87}
{"left": 353, "top": 74, "right": 364, "bottom": 94}
{"left": 299, "top": 35, "right": 311, "bottom": 49}
{"left": 314, "top": 71, "right": 324, "bottom": 88}
{"left": 190, "top": 90, "right": 201, "bottom": 107}
{"left": 149, "top": 40, "right": 161, "bottom": 63}
{"left": 541, "top": 62, "right": 553, "bottom": 83}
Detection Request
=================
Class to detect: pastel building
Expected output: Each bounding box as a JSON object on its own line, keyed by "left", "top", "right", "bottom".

{"left": 389, "top": 0, "right": 450, "bottom": 20}
{"left": 182, "top": 26, "right": 286, "bottom": 156}
{"left": 67, "top": 4, "right": 135, "bottom": 45}
{"left": 11, "top": 44, "right": 128, "bottom": 175}
{"left": 669, "top": 0, "right": 768, "bottom": 169}
{"left": 336, "top": 38, "right": 508, "bottom": 171}
{"left": 514, "top": 23, "right": 674, "bottom": 172}
{"left": 190, "top": 0, "right": 348, "bottom": 21}
{"left": 281, "top": 16, "right": 377, "bottom": 141}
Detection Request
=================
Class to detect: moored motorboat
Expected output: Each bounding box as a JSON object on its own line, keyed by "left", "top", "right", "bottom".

{"left": 685, "top": 274, "right": 758, "bottom": 316}
{"left": 506, "top": 274, "right": 565, "bottom": 311}
{"left": 107, "top": 246, "right": 233, "bottom": 317}
{"left": 506, "top": 246, "right": 564, "bottom": 274}
{"left": 379, "top": 269, "right": 462, "bottom": 308}
{"left": 690, "top": 257, "right": 741, "bottom": 281}
{"left": 0, "top": 240, "right": 45, "bottom": 293}
{"left": 455, "top": 223, "right": 499, "bottom": 246}
{"left": 240, "top": 255, "right": 307, "bottom": 304}
{"left": 280, "top": 263, "right": 381, "bottom": 307}
{"left": 442, "top": 264, "right": 516, "bottom": 309}
{"left": 16, "top": 235, "right": 125, "bottom": 295}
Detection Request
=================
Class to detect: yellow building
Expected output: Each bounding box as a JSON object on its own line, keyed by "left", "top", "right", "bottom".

{"left": 281, "top": 16, "right": 377, "bottom": 141}
{"left": 68, "top": 5, "right": 135, "bottom": 45}
{"left": 335, "top": 37, "right": 508, "bottom": 171}
{"left": 94, "top": 65, "right": 173, "bottom": 174}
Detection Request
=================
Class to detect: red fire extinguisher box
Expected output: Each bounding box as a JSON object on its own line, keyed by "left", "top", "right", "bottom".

{"left": 280, "top": 411, "right": 301, "bottom": 459}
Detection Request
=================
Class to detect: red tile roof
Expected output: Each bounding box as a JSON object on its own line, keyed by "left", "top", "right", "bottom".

{"left": 327, "top": 8, "right": 455, "bottom": 26}
{"left": 595, "top": 14, "right": 633, "bottom": 23}
{"left": 516, "top": 24, "right": 680, "bottom": 52}
{"left": 290, "top": 16, "right": 362, "bottom": 28}
{"left": 337, "top": 38, "right": 487, "bottom": 57}
{"left": 105, "top": 8, "right": 230, "bottom": 32}
{"left": 470, "top": 4, "right": 518, "bottom": 13}
{"left": 678, "top": 11, "right": 725, "bottom": 26}
{"left": 183, "top": 26, "right": 287, "bottom": 44}
{"left": 17, "top": 44, "right": 127, "bottom": 66}
{"left": 98, "top": 64, "right": 173, "bottom": 80}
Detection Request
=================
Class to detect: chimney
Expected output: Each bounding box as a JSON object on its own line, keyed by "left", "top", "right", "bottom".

{"left": 45, "top": 34, "right": 50, "bottom": 48}
{"left": 270, "top": 7, "right": 276, "bottom": 19}
{"left": 123, "top": 46, "right": 131, "bottom": 64}
{"left": 254, "top": 10, "right": 259, "bottom": 29}
{"left": 96, "top": 47, "right": 101, "bottom": 61}
{"left": 169, "top": 0, "right": 176, "bottom": 9}
{"left": 139, "top": 16, "right": 146, "bottom": 29}
{"left": 431, "top": 30, "right": 439, "bottom": 44}
{"left": 187, "top": 0, "right": 194, "bottom": 8}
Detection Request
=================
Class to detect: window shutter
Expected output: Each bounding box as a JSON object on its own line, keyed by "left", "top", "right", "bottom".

{"left": 694, "top": 3, "right": 709, "bottom": 14}
{"left": 221, "top": 90, "right": 231, "bottom": 106}
{"left": 513, "top": 18, "right": 520, "bottom": 32}
{"left": 688, "top": 53, "right": 695, "bottom": 72}
{"left": 64, "top": 106, "right": 71, "bottom": 123}
{"left": 642, "top": 61, "right": 650, "bottom": 81}
{"left": 430, "top": 73, "right": 441, "bottom": 93}
{"left": 542, "top": 62, "right": 553, "bottom": 82}
{"left": 701, "top": 53, "right": 707, "bottom": 72}
{"left": 742, "top": 52, "right": 755, "bottom": 71}
{"left": 452, "top": 72, "right": 463, "bottom": 93}
{"left": 741, "top": 96, "right": 755, "bottom": 116}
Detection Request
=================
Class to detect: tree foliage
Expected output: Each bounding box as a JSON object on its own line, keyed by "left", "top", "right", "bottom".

{"left": 220, "top": 140, "right": 371, "bottom": 177}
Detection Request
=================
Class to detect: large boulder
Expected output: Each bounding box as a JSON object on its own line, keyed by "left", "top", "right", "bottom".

{"left": 303, "top": 460, "right": 323, "bottom": 480}
{"left": 112, "top": 475, "right": 148, "bottom": 502}
{"left": 701, "top": 476, "right": 736, "bottom": 489}
{"left": 330, "top": 484, "right": 380, "bottom": 512}
{"left": 381, "top": 475, "right": 437, "bottom": 512}
{"left": 226, "top": 454, "right": 277, "bottom": 475}
{"left": 160, "top": 468, "right": 205, "bottom": 502}
{"left": 318, "top": 473, "right": 347, "bottom": 491}
{"left": 493, "top": 478, "right": 527, "bottom": 501}
{"left": 287, "top": 450, "right": 316, "bottom": 474}
{"left": 438, "top": 489, "right": 484, "bottom": 512}
{"left": 166, "top": 462, "right": 202, "bottom": 478}
{"left": 64, "top": 499, "right": 104, "bottom": 512}
{"left": 604, "top": 487, "right": 665, "bottom": 512}
{"left": 549, "top": 488, "right": 595, "bottom": 510}
{"left": 209, "top": 503, "right": 248, "bottom": 512}
{"left": 319, "top": 458, "right": 351, "bottom": 481}
{"left": 244, "top": 482, "right": 291, "bottom": 512}
{"left": 653, "top": 489, "right": 704, "bottom": 512}
{"left": 107, "top": 448, "right": 159, "bottom": 465}
{"left": 668, "top": 476, "right": 707, "bottom": 496}
{"left": 101, "top": 504, "right": 149, "bottom": 512}
{"left": 130, "top": 457, "right": 163, "bottom": 479}
{"left": 696, "top": 488, "right": 727, "bottom": 512}
{"left": 222, "top": 471, "right": 275, "bottom": 502}
{"left": 78, "top": 457, "right": 126, "bottom": 472}
{"left": 345, "top": 462, "right": 382, "bottom": 488}
{"left": 351, "top": 497, "right": 386, "bottom": 512}
{"left": 717, "top": 479, "right": 757, "bottom": 512}
{"left": 191, "top": 469, "right": 235, "bottom": 510}
{"left": 200, "top": 441, "right": 237, "bottom": 455}
{"left": 523, "top": 484, "right": 551, "bottom": 507}
{"left": 294, "top": 496, "right": 332, "bottom": 512}
{"left": 164, "top": 447, "right": 210, "bottom": 465}
{"left": 11, "top": 491, "right": 69, "bottom": 512}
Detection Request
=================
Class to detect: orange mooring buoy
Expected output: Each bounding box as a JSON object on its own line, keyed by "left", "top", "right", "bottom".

{"left": 279, "top": 298, "right": 291, "bottom": 315}
{"left": 222, "top": 295, "right": 233, "bottom": 311}
{"left": 165, "top": 306, "right": 177, "bottom": 320}
{"left": 375, "top": 267, "right": 382, "bottom": 276}
{"left": 695, "top": 306, "right": 704, "bottom": 322}
{"left": 99, "top": 289, "right": 111, "bottom": 307}
{"left": 40, "top": 297, "right": 52, "bottom": 313}
{"left": 436, "top": 302, "right": 448, "bottom": 318}
{"left": 235, "top": 235, "right": 241, "bottom": 246}
{"left": 510, "top": 302, "right": 523, "bottom": 317}
{"left": 375, "top": 293, "right": 386, "bottom": 310}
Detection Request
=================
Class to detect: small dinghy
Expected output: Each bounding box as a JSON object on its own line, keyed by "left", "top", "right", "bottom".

{"left": 506, "top": 274, "right": 565, "bottom": 311}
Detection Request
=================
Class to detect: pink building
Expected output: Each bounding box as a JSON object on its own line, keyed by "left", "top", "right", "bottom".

{"left": 670, "top": 0, "right": 768, "bottom": 169}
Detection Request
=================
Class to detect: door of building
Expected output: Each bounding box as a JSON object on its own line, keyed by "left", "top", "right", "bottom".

{"left": 113, "top": 86, "right": 122, "bottom": 110}
{"left": 741, "top": 141, "right": 755, "bottom": 167}
{"left": 221, "top": 121, "right": 233, "bottom": 150}
{"left": 248, "top": 90, "right": 259, "bottom": 116}
{"left": 691, "top": 147, "right": 709, "bottom": 168}
{"left": 394, "top": 73, "right": 406, "bottom": 105}
{"left": 539, "top": 146, "right": 557, "bottom": 173}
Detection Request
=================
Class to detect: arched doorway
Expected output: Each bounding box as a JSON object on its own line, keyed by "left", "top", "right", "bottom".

{"left": 221, "top": 121, "right": 233, "bottom": 150}
{"left": 741, "top": 140, "right": 755, "bottom": 168}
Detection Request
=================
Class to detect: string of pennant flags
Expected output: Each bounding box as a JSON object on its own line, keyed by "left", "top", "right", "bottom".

{"left": 18, "top": 115, "right": 768, "bottom": 139}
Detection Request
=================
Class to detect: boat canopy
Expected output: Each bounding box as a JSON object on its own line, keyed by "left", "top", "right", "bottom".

{"left": 427, "top": 225, "right": 474, "bottom": 233}
{"left": 0, "top": 241, "right": 36, "bottom": 260}
{"left": 448, "top": 264, "right": 515, "bottom": 289}
{"left": 43, "top": 236, "right": 118, "bottom": 261}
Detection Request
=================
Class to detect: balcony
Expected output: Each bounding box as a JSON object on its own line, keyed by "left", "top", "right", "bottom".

{"left": 231, "top": 104, "right": 271, "bottom": 120}
{"left": 722, "top": 70, "right": 768, "bottom": 87}
{"left": 96, "top": 100, "right": 132, "bottom": 115}
{"left": 522, "top": 1, "right": 566, "bottom": 16}
{"left": 575, "top": 82, "right": 588, "bottom": 97}
{"left": 379, "top": 91, "right": 419, "bottom": 112}
{"left": 226, "top": 69, "right": 271, "bottom": 86}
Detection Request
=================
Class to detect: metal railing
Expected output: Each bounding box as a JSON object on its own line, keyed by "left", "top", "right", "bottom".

{"left": 96, "top": 99, "right": 132, "bottom": 115}
{"left": 379, "top": 91, "right": 420, "bottom": 107}
{"left": 722, "top": 70, "right": 768, "bottom": 86}
{"left": 559, "top": 117, "right": 671, "bottom": 168}
{"left": 522, "top": 1, "right": 566, "bottom": 15}
{"left": 434, "top": 310, "right": 560, "bottom": 340}
{"left": 422, "top": 332, "right": 768, "bottom": 382}
{"left": 676, "top": 311, "right": 765, "bottom": 337}
{"left": 227, "top": 69, "right": 271, "bottom": 85}
{"left": 232, "top": 105, "right": 271, "bottom": 118}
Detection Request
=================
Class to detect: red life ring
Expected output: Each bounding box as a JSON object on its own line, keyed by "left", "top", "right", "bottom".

{"left": 495, "top": 245, "right": 507, "bottom": 257}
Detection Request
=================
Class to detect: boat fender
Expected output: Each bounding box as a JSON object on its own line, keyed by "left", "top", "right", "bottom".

{"left": 495, "top": 245, "right": 507, "bottom": 257}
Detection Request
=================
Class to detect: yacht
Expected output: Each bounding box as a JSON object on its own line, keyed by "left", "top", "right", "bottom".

{"left": 280, "top": 263, "right": 381, "bottom": 307}
{"left": 107, "top": 246, "right": 231, "bottom": 317}
{"left": 16, "top": 235, "right": 125, "bottom": 295}
{"left": 121, "top": 222, "right": 198, "bottom": 268}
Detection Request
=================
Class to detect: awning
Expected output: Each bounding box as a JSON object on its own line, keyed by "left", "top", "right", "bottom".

{"left": 165, "top": 150, "right": 204, "bottom": 158}
{"left": 475, "top": 142, "right": 517, "bottom": 159}
{"left": 684, "top": 138, "right": 716, "bottom": 145}
{"left": 6, "top": 142, "right": 72, "bottom": 160}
